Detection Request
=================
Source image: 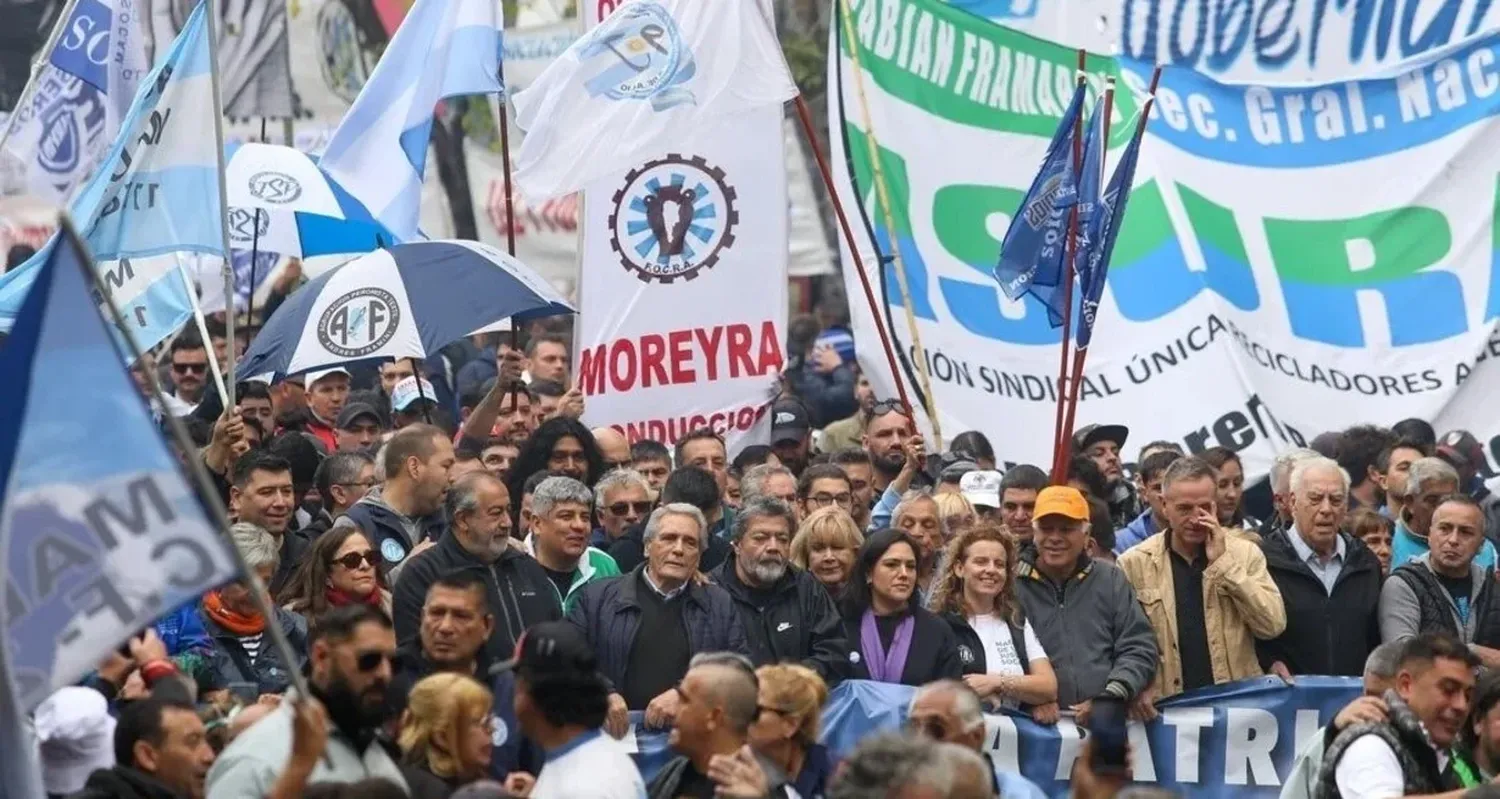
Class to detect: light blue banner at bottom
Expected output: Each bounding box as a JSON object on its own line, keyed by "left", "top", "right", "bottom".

{"left": 631, "top": 677, "right": 1362, "bottom": 797}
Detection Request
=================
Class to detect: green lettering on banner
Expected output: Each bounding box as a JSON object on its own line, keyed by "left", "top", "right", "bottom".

{"left": 841, "top": 0, "right": 1135, "bottom": 139}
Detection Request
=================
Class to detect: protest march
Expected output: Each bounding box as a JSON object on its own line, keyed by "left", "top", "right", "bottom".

{"left": 10, "top": 0, "right": 1500, "bottom": 796}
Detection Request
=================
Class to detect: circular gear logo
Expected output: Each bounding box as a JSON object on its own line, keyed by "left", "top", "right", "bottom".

{"left": 248, "top": 171, "right": 303, "bottom": 204}
{"left": 608, "top": 154, "right": 738, "bottom": 284}
{"left": 317, "top": 288, "right": 401, "bottom": 358}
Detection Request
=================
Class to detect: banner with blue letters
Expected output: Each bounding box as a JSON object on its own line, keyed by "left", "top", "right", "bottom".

{"left": 631, "top": 677, "right": 1361, "bottom": 797}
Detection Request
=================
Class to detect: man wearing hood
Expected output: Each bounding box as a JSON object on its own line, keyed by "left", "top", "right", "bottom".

{"left": 391, "top": 472, "right": 561, "bottom": 664}
{"left": 335, "top": 423, "right": 453, "bottom": 569}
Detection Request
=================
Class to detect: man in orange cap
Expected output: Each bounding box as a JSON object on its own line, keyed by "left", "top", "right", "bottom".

{"left": 1015, "top": 485, "right": 1159, "bottom": 723}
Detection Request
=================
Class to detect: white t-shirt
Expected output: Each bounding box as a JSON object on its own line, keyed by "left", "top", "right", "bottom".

{"left": 969, "top": 615, "right": 1048, "bottom": 710}
{"left": 532, "top": 729, "right": 647, "bottom": 799}
{"left": 1333, "top": 734, "right": 1447, "bottom": 799}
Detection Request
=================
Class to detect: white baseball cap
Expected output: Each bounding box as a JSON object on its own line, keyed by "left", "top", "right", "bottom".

{"left": 960, "top": 469, "right": 1004, "bottom": 509}
{"left": 304, "top": 366, "right": 350, "bottom": 388}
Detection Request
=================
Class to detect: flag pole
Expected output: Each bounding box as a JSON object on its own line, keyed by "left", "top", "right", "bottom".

{"left": 493, "top": 60, "right": 523, "bottom": 401}
{"left": 0, "top": 0, "right": 83, "bottom": 155}
{"left": 69, "top": 217, "right": 317, "bottom": 716}
{"left": 180, "top": 261, "right": 229, "bottom": 401}
{"left": 245, "top": 117, "right": 269, "bottom": 328}
{"left": 1048, "top": 51, "right": 1088, "bottom": 483}
{"left": 206, "top": 0, "right": 237, "bottom": 410}
{"left": 1059, "top": 69, "right": 1160, "bottom": 462}
{"left": 832, "top": 0, "right": 942, "bottom": 448}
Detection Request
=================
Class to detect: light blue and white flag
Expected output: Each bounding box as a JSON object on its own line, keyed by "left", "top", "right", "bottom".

{"left": 512, "top": 0, "right": 797, "bottom": 200}
{"left": 0, "top": 220, "right": 239, "bottom": 718}
{"left": 320, "top": 0, "right": 503, "bottom": 242}
{"left": 2, "top": 0, "right": 147, "bottom": 204}
{"left": 0, "top": 1, "right": 223, "bottom": 353}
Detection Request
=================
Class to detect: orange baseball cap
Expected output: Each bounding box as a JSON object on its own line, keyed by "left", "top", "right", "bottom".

{"left": 1033, "top": 486, "right": 1090, "bottom": 522}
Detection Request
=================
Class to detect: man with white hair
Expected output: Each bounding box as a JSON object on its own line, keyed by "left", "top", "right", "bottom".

{"left": 1265, "top": 447, "right": 1320, "bottom": 537}
{"left": 1391, "top": 457, "right": 1497, "bottom": 570}
{"left": 907, "top": 680, "right": 1047, "bottom": 798}
{"left": 1258, "top": 456, "right": 1383, "bottom": 678}
{"left": 591, "top": 467, "right": 654, "bottom": 548}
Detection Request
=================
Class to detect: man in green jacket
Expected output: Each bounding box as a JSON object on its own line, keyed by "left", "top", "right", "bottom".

{"left": 527, "top": 475, "right": 621, "bottom": 611}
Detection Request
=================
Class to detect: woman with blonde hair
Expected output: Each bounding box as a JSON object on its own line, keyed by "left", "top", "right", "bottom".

{"left": 934, "top": 492, "right": 977, "bottom": 542}
{"left": 790, "top": 506, "right": 863, "bottom": 598}
{"left": 398, "top": 673, "right": 495, "bottom": 798}
{"left": 930, "top": 524, "right": 1059, "bottom": 723}
{"left": 748, "top": 664, "right": 837, "bottom": 798}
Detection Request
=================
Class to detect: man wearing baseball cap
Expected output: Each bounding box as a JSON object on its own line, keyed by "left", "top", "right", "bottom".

{"left": 502, "top": 622, "right": 646, "bottom": 799}
{"left": 1073, "top": 423, "right": 1141, "bottom": 530}
{"left": 302, "top": 367, "right": 351, "bottom": 453}
{"left": 770, "top": 397, "right": 813, "bottom": 477}
{"left": 334, "top": 402, "right": 385, "bottom": 453}
{"left": 391, "top": 376, "right": 442, "bottom": 430}
{"left": 1015, "top": 486, "right": 1158, "bottom": 717}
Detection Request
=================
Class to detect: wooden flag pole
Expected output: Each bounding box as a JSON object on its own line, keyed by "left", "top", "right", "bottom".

{"left": 492, "top": 60, "right": 523, "bottom": 403}
{"left": 206, "top": 0, "right": 237, "bottom": 409}
{"left": 1049, "top": 50, "right": 1088, "bottom": 484}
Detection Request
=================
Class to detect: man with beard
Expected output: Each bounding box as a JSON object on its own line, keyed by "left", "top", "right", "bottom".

{"left": 207, "top": 605, "right": 408, "bottom": 796}
{"left": 709, "top": 497, "right": 850, "bottom": 685}
{"left": 1073, "top": 423, "right": 1141, "bottom": 530}
{"left": 829, "top": 449, "right": 875, "bottom": 530}
{"left": 336, "top": 423, "right": 454, "bottom": 569}
{"left": 393, "top": 472, "right": 561, "bottom": 664}
{"left": 1452, "top": 673, "right": 1500, "bottom": 787}
{"left": 390, "top": 570, "right": 538, "bottom": 781}
{"left": 863, "top": 400, "right": 915, "bottom": 495}
{"left": 1321, "top": 633, "right": 1481, "bottom": 798}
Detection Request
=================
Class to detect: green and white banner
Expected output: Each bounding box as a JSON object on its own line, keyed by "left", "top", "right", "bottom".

{"left": 830, "top": 0, "right": 1500, "bottom": 476}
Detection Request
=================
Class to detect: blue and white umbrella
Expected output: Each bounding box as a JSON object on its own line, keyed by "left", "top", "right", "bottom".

{"left": 224, "top": 142, "right": 396, "bottom": 257}
{"left": 237, "top": 240, "right": 575, "bottom": 378}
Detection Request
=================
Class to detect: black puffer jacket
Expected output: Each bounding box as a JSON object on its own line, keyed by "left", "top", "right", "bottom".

{"left": 1256, "top": 529, "right": 1382, "bottom": 677}
{"left": 710, "top": 555, "right": 852, "bottom": 686}
{"left": 566, "top": 567, "right": 750, "bottom": 691}
{"left": 69, "top": 767, "right": 188, "bottom": 799}
{"left": 391, "top": 532, "right": 562, "bottom": 664}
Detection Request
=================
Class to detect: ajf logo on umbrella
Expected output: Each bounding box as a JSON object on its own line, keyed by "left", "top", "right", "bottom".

{"left": 317, "top": 287, "right": 402, "bottom": 359}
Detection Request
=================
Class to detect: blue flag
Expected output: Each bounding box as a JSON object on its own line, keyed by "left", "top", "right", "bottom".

{"left": 0, "top": 1, "right": 221, "bottom": 352}
{"left": 1075, "top": 97, "right": 1108, "bottom": 228}
{"left": 0, "top": 220, "right": 239, "bottom": 713}
{"left": 1076, "top": 101, "right": 1152, "bottom": 351}
{"left": 992, "top": 83, "right": 1086, "bottom": 301}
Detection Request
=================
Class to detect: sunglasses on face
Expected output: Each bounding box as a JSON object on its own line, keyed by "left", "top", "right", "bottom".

{"left": 607, "top": 501, "right": 653, "bottom": 516}
{"left": 355, "top": 649, "right": 394, "bottom": 673}
{"left": 172, "top": 363, "right": 207, "bottom": 375}
{"left": 331, "top": 551, "right": 379, "bottom": 570}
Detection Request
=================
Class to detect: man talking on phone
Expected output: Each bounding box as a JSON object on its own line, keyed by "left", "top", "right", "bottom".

{"left": 1118, "top": 457, "right": 1287, "bottom": 717}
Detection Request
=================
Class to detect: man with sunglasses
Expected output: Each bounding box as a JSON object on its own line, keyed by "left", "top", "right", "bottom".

{"left": 208, "top": 605, "right": 408, "bottom": 796}
{"left": 165, "top": 330, "right": 211, "bottom": 417}
{"left": 906, "top": 680, "right": 1048, "bottom": 798}
{"left": 592, "top": 468, "right": 654, "bottom": 548}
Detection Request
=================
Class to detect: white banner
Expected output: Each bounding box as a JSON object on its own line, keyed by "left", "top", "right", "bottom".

{"left": 829, "top": 0, "right": 1500, "bottom": 479}
{"left": 576, "top": 0, "right": 787, "bottom": 453}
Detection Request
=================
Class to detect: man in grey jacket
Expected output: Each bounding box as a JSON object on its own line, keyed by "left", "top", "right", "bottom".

{"left": 1015, "top": 486, "right": 1159, "bottom": 721}
{"left": 1379, "top": 495, "right": 1500, "bottom": 668}
{"left": 206, "top": 605, "right": 407, "bottom": 797}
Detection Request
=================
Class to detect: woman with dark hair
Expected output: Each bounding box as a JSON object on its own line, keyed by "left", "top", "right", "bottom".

{"left": 277, "top": 527, "right": 391, "bottom": 617}
{"left": 949, "top": 431, "right": 996, "bottom": 471}
{"left": 929, "top": 525, "right": 1059, "bottom": 722}
{"left": 1202, "top": 447, "right": 1261, "bottom": 531}
{"left": 840, "top": 528, "right": 962, "bottom": 686}
{"left": 507, "top": 417, "right": 604, "bottom": 499}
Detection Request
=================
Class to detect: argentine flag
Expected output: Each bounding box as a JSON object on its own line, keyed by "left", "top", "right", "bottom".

{"left": 320, "top": 0, "right": 503, "bottom": 242}
{"left": 0, "top": 1, "right": 223, "bottom": 353}
{"left": 2, "top": 0, "right": 147, "bottom": 204}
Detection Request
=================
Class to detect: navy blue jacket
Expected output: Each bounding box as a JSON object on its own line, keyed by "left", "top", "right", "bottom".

{"left": 199, "top": 606, "right": 308, "bottom": 696}
{"left": 390, "top": 644, "right": 541, "bottom": 781}
{"left": 565, "top": 567, "right": 750, "bottom": 692}
{"left": 337, "top": 488, "right": 448, "bottom": 568}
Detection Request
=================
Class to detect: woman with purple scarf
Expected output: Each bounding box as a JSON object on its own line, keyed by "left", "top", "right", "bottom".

{"left": 839, "top": 528, "right": 963, "bottom": 686}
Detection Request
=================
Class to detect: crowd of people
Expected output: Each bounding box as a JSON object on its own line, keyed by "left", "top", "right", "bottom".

{"left": 26, "top": 300, "right": 1500, "bottom": 799}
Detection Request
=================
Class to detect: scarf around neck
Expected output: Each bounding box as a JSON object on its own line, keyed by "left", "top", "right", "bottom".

{"left": 202, "top": 591, "right": 266, "bottom": 636}
{"left": 860, "top": 609, "right": 915, "bottom": 683}
{"left": 326, "top": 586, "right": 383, "bottom": 608}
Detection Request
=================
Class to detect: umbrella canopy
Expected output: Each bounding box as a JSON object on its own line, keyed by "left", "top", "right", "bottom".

{"left": 237, "top": 240, "right": 574, "bottom": 378}
{"left": 224, "top": 142, "right": 396, "bottom": 258}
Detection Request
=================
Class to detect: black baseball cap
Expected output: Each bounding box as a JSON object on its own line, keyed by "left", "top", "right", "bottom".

{"left": 489, "top": 621, "right": 596, "bottom": 677}
{"left": 771, "top": 399, "right": 811, "bottom": 444}
{"left": 336, "top": 402, "right": 383, "bottom": 431}
{"left": 1073, "top": 423, "right": 1129, "bottom": 453}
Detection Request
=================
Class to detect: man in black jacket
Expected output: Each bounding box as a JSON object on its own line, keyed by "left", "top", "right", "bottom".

{"left": 393, "top": 472, "right": 561, "bottom": 663}
{"left": 609, "top": 466, "right": 730, "bottom": 573}
{"left": 710, "top": 497, "right": 850, "bottom": 685}
{"left": 71, "top": 697, "right": 215, "bottom": 799}
{"left": 1257, "top": 456, "right": 1383, "bottom": 678}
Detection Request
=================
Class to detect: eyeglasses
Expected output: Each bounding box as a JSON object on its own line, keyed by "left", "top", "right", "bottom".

{"left": 607, "top": 501, "right": 653, "bottom": 516}
{"left": 355, "top": 650, "right": 394, "bottom": 673}
{"left": 808, "top": 492, "right": 854, "bottom": 508}
{"left": 336, "top": 480, "right": 378, "bottom": 490}
{"left": 905, "top": 716, "right": 951, "bottom": 740}
{"left": 331, "top": 551, "right": 380, "bottom": 570}
{"left": 172, "top": 362, "right": 207, "bottom": 375}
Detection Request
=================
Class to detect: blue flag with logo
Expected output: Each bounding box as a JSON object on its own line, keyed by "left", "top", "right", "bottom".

{"left": 1076, "top": 101, "right": 1152, "bottom": 351}
{"left": 0, "top": 220, "right": 239, "bottom": 721}
{"left": 992, "top": 83, "right": 1086, "bottom": 302}
{"left": 0, "top": 1, "right": 220, "bottom": 352}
